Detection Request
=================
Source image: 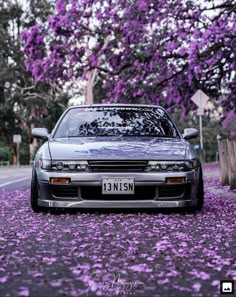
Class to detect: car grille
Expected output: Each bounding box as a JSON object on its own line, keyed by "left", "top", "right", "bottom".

{"left": 50, "top": 186, "right": 78, "bottom": 198}
{"left": 80, "top": 186, "right": 156, "bottom": 200}
{"left": 88, "top": 160, "right": 148, "bottom": 172}
{"left": 158, "top": 184, "right": 190, "bottom": 198}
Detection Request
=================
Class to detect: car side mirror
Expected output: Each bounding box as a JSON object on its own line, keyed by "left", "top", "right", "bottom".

{"left": 182, "top": 128, "right": 198, "bottom": 140}
{"left": 32, "top": 128, "right": 49, "bottom": 140}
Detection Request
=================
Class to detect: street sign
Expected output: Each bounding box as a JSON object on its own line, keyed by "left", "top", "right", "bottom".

{"left": 191, "top": 90, "right": 209, "bottom": 153}
{"left": 191, "top": 89, "right": 209, "bottom": 108}
{"left": 13, "top": 134, "right": 22, "bottom": 144}
{"left": 197, "top": 108, "right": 204, "bottom": 116}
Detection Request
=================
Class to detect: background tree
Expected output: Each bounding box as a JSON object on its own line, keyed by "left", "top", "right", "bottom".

{"left": 0, "top": 0, "right": 70, "bottom": 164}
{"left": 22, "top": 0, "right": 236, "bottom": 118}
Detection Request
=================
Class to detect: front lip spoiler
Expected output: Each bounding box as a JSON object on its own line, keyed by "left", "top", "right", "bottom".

{"left": 38, "top": 199, "right": 196, "bottom": 209}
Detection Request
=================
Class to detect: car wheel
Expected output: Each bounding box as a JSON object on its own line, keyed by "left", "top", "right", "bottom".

{"left": 189, "top": 167, "right": 204, "bottom": 213}
{"left": 31, "top": 168, "right": 46, "bottom": 213}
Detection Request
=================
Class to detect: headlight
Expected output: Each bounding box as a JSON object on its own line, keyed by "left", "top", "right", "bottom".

{"left": 185, "top": 159, "right": 198, "bottom": 170}
{"left": 51, "top": 160, "right": 89, "bottom": 171}
{"left": 68, "top": 162, "right": 76, "bottom": 170}
{"left": 56, "top": 162, "right": 64, "bottom": 170}
{"left": 147, "top": 160, "right": 198, "bottom": 172}
{"left": 38, "top": 159, "right": 89, "bottom": 171}
{"left": 38, "top": 159, "right": 52, "bottom": 170}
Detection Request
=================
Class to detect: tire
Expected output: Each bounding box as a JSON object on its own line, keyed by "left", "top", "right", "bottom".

{"left": 189, "top": 167, "right": 204, "bottom": 213}
{"left": 196, "top": 168, "right": 204, "bottom": 211}
{"left": 31, "top": 168, "right": 46, "bottom": 213}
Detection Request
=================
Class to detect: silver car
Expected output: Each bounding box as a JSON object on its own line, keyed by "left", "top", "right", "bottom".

{"left": 31, "top": 104, "right": 204, "bottom": 212}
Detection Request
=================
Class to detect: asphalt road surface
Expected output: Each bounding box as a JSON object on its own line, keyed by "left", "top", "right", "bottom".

{"left": 0, "top": 163, "right": 235, "bottom": 297}
{"left": 0, "top": 167, "right": 31, "bottom": 190}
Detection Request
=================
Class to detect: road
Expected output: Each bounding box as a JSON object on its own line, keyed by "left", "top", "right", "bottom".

{"left": 0, "top": 167, "right": 31, "bottom": 190}
{"left": 0, "top": 163, "right": 235, "bottom": 297}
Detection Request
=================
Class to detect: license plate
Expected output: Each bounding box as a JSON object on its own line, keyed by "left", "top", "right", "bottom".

{"left": 102, "top": 178, "right": 134, "bottom": 194}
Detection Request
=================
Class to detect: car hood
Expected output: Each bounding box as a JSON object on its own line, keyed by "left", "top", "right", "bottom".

{"left": 48, "top": 137, "right": 188, "bottom": 160}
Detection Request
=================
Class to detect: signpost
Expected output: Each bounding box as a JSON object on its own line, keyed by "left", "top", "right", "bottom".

{"left": 13, "top": 134, "right": 22, "bottom": 167}
{"left": 191, "top": 90, "right": 209, "bottom": 150}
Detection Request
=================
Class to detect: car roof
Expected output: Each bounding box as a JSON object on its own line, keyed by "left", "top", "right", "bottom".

{"left": 67, "top": 103, "right": 166, "bottom": 111}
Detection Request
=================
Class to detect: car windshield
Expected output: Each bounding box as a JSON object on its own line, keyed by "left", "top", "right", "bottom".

{"left": 54, "top": 106, "right": 180, "bottom": 138}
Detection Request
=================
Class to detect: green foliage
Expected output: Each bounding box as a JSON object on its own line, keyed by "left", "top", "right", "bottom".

{"left": 40, "top": 94, "right": 68, "bottom": 132}
{"left": 171, "top": 108, "right": 223, "bottom": 162}
{"left": 0, "top": 145, "right": 12, "bottom": 162}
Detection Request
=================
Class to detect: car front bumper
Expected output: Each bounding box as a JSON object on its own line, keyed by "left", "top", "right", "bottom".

{"left": 38, "top": 198, "right": 196, "bottom": 209}
{"left": 36, "top": 170, "right": 200, "bottom": 209}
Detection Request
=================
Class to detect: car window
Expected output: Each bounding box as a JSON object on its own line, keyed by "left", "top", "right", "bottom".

{"left": 54, "top": 107, "right": 180, "bottom": 138}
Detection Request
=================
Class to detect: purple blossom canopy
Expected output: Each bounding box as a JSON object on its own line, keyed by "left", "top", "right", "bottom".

{"left": 21, "top": 0, "right": 236, "bottom": 115}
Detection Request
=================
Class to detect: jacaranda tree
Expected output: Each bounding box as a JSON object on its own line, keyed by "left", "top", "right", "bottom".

{"left": 22, "top": 0, "right": 236, "bottom": 117}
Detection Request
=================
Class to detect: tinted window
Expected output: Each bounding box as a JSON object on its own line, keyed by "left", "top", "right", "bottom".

{"left": 54, "top": 106, "right": 180, "bottom": 138}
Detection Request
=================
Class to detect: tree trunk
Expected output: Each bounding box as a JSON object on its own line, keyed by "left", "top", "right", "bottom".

{"left": 13, "top": 146, "right": 17, "bottom": 166}
{"left": 85, "top": 36, "right": 110, "bottom": 105}
{"left": 218, "top": 139, "right": 229, "bottom": 185}
{"left": 86, "top": 71, "right": 95, "bottom": 105}
{"left": 227, "top": 139, "right": 236, "bottom": 189}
